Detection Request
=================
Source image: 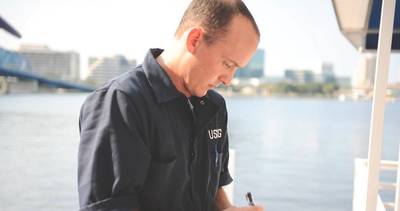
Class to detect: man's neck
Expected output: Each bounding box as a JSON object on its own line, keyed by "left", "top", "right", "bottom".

{"left": 156, "top": 50, "right": 191, "bottom": 97}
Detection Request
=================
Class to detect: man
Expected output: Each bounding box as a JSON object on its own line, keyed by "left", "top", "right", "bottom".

{"left": 78, "top": 0, "right": 262, "bottom": 210}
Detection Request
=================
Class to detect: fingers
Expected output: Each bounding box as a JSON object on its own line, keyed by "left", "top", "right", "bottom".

{"left": 239, "top": 205, "right": 265, "bottom": 211}
{"left": 251, "top": 205, "right": 264, "bottom": 211}
{"left": 222, "top": 204, "right": 265, "bottom": 211}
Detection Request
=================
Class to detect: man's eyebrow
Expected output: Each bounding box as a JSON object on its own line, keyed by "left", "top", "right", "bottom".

{"left": 227, "top": 58, "right": 242, "bottom": 69}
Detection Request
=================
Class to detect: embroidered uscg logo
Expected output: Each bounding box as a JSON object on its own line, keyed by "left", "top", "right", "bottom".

{"left": 208, "top": 129, "right": 222, "bottom": 140}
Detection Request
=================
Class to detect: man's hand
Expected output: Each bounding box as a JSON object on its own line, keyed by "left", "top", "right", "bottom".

{"left": 222, "top": 205, "right": 264, "bottom": 211}
{"left": 215, "top": 187, "right": 264, "bottom": 211}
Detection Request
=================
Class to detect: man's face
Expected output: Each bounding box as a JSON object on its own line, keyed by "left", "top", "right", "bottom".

{"left": 183, "top": 15, "right": 260, "bottom": 97}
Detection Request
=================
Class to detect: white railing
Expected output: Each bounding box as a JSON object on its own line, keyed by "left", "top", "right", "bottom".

{"left": 225, "top": 149, "right": 235, "bottom": 203}
{"left": 353, "top": 158, "right": 400, "bottom": 211}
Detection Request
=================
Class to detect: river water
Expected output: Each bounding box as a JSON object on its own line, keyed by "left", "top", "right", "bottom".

{"left": 0, "top": 94, "right": 399, "bottom": 211}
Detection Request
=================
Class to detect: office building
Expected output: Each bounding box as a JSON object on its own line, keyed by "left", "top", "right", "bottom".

{"left": 0, "top": 47, "right": 30, "bottom": 71}
{"left": 18, "top": 44, "right": 80, "bottom": 81}
{"left": 234, "top": 49, "right": 264, "bottom": 78}
{"left": 87, "top": 55, "right": 136, "bottom": 86}
{"left": 320, "top": 62, "right": 336, "bottom": 83}
{"left": 284, "top": 69, "right": 314, "bottom": 83}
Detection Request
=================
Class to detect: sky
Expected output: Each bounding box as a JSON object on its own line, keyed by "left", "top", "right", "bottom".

{"left": 1, "top": 0, "right": 399, "bottom": 82}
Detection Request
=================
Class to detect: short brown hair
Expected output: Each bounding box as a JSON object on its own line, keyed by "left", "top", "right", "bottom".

{"left": 175, "top": 0, "right": 260, "bottom": 44}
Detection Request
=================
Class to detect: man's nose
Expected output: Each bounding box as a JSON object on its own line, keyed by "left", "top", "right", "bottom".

{"left": 219, "top": 71, "right": 235, "bottom": 86}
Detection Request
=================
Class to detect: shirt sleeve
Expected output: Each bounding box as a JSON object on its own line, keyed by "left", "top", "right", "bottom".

{"left": 78, "top": 88, "right": 151, "bottom": 211}
{"left": 218, "top": 109, "right": 233, "bottom": 187}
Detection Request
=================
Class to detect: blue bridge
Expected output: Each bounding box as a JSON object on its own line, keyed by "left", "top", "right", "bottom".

{"left": 0, "top": 16, "right": 95, "bottom": 93}
{"left": 0, "top": 67, "right": 95, "bottom": 92}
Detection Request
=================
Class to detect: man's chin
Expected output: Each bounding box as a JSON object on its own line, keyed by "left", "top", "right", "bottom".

{"left": 193, "top": 89, "right": 208, "bottom": 97}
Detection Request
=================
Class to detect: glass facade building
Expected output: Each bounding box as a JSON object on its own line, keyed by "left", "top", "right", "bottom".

{"left": 0, "top": 48, "right": 31, "bottom": 72}
{"left": 234, "top": 49, "right": 264, "bottom": 78}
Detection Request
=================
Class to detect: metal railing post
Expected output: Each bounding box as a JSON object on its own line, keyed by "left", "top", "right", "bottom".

{"left": 395, "top": 147, "right": 400, "bottom": 211}
{"left": 365, "top": 0, "right": 396, "bottom": 210}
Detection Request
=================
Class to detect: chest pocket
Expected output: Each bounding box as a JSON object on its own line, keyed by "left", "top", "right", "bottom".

{"left": 207, "top": 134, "right": 224, "bottom": 197}
{"left": 209, "top": 142, "right": 223, "bottom": 168}
{"left": 206, "top": 125, "right": 225, "bottom": 169}
{"left": 205, "top": 118, "right": 226, "bottom": 196}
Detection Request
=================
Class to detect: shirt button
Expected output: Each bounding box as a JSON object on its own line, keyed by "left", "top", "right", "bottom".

{"left": 200, "top": 100, "right": 205, "bottom": 106}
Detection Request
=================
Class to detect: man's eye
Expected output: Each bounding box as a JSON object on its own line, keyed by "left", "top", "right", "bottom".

{"left": 222, "top": 61, "right": 233, "bottom": 69}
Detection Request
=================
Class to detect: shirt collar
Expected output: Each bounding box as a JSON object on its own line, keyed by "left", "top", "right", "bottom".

{"left": 142, "top": 48, "right": 220, "bottom": 111}
{"left": 142, "top": 48, "right": 183, "bottom": 103}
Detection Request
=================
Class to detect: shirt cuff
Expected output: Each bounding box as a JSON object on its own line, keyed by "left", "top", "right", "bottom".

{"left": 219, "top": 171, "right": 233, "bottom": 187}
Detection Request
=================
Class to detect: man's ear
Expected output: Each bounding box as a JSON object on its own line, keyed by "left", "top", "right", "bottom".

{"left": 186, "top": 27, "right": 204, "bottom": 54}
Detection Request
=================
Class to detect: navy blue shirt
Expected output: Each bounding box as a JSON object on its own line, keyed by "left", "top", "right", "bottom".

{"left": 78, "top": 49, "right": 233, "bottom": 211}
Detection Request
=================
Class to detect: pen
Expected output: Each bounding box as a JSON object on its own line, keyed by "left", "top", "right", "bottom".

{"left": 245, "top": 192, "right": 255, "bottom": 206}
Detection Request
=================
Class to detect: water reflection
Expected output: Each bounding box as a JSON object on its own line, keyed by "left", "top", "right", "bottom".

{"left": 0, "top": 94, "right": 399, "bottom": 211}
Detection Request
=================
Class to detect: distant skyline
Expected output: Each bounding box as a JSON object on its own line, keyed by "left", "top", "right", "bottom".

{"left": 1, "top": 0, "right": 399, "bottom": 82}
